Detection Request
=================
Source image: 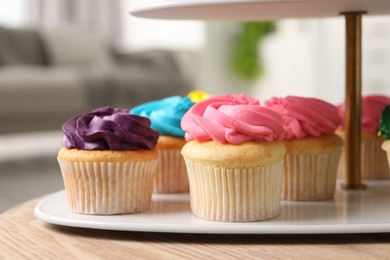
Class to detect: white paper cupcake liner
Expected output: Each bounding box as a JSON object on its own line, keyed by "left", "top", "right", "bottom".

{"left": 382, "top": 140, "right": 390, "bottom": 173}
{"left": 184, "top": 160, "right": 283, "bottom": 222}
{"left": 283, "top": 150, "right": 341, "bottom": 201}
{"left": 362, "top": 137, "right": 390, "bottom": 179}
{"left": 153, "top": 149, "right": 189, "bottom": 194}
{"left": 339, "top": 137, "right": 389, "bottom": 179}
{"left": 58, "top": 159, "right": 158, "bottom": 215}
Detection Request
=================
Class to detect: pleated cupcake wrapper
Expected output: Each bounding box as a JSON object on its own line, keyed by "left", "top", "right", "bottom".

{"left": 154, "top": 149, "right": 189, "bottom": 194}
{"left": 58, "top": 159, "right": 158, "bottom": 215}
{"left": 381, "top": 139, "right": 390, "bottom": 174}
{"left": 184, "top": 160, "right": 283, "bottom": 222}
{"left": 283, "top": 150, "right": 341, "bottom": 201}
{"left": 384, "top": 151, "right": 390, "bottom": 175}
{"left": 338, "top": 137, "right": 390, "bottom": 179}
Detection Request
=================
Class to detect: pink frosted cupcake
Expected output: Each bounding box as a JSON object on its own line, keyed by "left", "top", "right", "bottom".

{"left": 265, "top": 96, "right": 343, "bottom": 201}
{"left": 181, "top": 94, "right": 286, "bottom": 222}
{"left": 337, "top": 95, "right": 390, "bottom": 179}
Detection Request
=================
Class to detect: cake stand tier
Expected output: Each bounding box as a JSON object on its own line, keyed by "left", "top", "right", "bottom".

{"left": 34, "top": 181, "right": 390, "bottom": 234}
{"left": 129, "top": 0, "right": 390, "bottom": 20}
{"left": 129, "top": 0, "right": 390, "bottom": 189}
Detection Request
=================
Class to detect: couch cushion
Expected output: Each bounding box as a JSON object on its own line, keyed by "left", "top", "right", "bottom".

{"left": 44, "top": 25, "right": 113, "bottom": 67}
{"left": 0, "top": 26, "right": 49, "bottom": 66}
{"left": 0, "top": 66, "right": 87, "bottom": 118}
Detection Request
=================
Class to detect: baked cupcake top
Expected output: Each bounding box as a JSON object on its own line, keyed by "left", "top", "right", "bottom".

{"left": 130, "top": 95, "right": 195, "bottom": 137}
{"left": 264, "top": 96, "right": 341, "bottom": 139}
{"left": 181, "top": 94, "right": 285, "bottom": 144}
{"left": 379, "top": 105, "right": 390, "bottom": 139}
{"left": 62, "top": 106, "right": 159, "bottom": 150}
{"left": 338, "top": 95, "right": 390, "bottom": 134}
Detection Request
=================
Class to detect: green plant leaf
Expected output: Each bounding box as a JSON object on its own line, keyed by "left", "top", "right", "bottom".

{"left": 230, "top": 21, "right": 276, "bottom": 82}
{"left": 379, "top": 105, "right": 390, "bottom": 139}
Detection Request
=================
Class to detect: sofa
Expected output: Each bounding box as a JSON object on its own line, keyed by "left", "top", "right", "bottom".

{"left": 0, "top": 25, "right": 193, "bottom": 133}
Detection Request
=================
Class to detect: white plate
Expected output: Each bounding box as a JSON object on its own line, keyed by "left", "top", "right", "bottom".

{"left": 35, "top": 180, "right": 390, "bottom": 234}
{"left": 129, "top": 0, "right": 390, "bottom": 20}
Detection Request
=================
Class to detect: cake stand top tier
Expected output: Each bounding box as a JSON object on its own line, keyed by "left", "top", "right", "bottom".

{"left": 129, "top": 0, "right": 390, "bottom": 20}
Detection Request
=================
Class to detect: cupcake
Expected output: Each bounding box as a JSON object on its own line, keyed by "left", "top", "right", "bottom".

{"left": 131, "top": 95, "right": 196, "bottom": 193}
{"left": 337, "top": 95, "right": 390, "bottom": 179}
{"left": 181, "top": 94, "right": 286, "bottom": 222}
{"left": 265, "top": 96, "right": 343, "bottom": 201}
{"left": 380, "top": 105, "right": 390, "bottom": 173}
{"left": 188, "top": 89, "right": 210, "bottom": 102}
{"left": 58, "top": 107, "right": 159, "bottom": 215}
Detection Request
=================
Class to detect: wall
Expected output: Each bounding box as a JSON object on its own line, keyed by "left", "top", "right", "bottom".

{"left": 201, "top": 16, "right": 390, "bottom": 104}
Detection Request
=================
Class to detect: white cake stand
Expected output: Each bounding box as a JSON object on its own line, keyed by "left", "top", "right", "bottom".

{"left": 130, "top": 0, "right": 390, "bottom": 190}
{"left": 129, "top": 0, "right": 390, "bottom": 20}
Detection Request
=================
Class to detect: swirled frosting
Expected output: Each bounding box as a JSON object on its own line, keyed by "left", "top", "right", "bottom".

{"left": 338, "top": 95, "right": 390, "bottom": 133}
{"left": 181, "top": 94, "right": 285, "bottom": 144}
{"left": 62, "top": 107, "right": 159, "bottom": 150}
{"left": 130, "top": 96, "right": 195, "bottom": 137}
{"left": 264, "top": 96, "right": 341, "bottom": 139}
{"left": 188, "top": 90, "right": 210, "bottom": 103}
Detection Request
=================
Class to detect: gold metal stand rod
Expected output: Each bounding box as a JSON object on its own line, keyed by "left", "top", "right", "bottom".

{"left": 342, "top": 11, "right": 366, "bottom": 190}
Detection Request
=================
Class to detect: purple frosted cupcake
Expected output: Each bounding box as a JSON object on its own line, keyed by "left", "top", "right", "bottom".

{"left": 57, "top": 107, "right": 159, "bottom": 215}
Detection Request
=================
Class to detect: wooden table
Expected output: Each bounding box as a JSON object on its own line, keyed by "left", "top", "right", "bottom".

{"left": 1, "top": 195, "right": 390, "bottom": 259}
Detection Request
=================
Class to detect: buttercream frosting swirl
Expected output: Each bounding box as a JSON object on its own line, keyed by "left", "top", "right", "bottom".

{"left": 62, "top": 107, "right": 159, "bottom": 150}
{"left": 130, "top": 96, "right": 195, "bottom": 137}
{"left": 181, "top": 94, "right": 285, "bottom": 144}
{"left": 188, "top": 90, "right": 210, "bottom": 103}
{"left": 264, "top": 96, "right": 341, "bottom": 139}
{"left": 338, "top": 95, "right": 390, "bottom": 133}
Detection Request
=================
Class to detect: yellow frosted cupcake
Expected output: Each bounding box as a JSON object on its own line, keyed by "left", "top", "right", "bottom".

{"left": 338, "top": 95, "right": 390, "bottom": 179}
{"left": 58, "top": 107, "right": 159, "bottom": 215}
{"left": 188, "top": 90, "right": 210, "bottom": 102}
{"left": 181, "top": 94, "right": 286, "bottom": 222}
{"left": 265, "top": 96, "right": 343, "bottom": 201}
{"left": 131, "top": 91, "right": 208, "bottom": 194}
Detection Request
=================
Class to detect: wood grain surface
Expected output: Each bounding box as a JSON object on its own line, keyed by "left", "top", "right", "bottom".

{"left": 1, "top": 196, "right": 390, "bottom": 259}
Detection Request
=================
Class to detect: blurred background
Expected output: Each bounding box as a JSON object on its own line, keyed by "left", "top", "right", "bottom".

{"left": 0, "top": 0, "right": 390, "bottom": 211}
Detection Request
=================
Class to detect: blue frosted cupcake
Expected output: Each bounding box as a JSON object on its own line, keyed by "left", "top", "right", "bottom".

{"left": 131, "top": 95, "right": 195, "bottom": 193}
